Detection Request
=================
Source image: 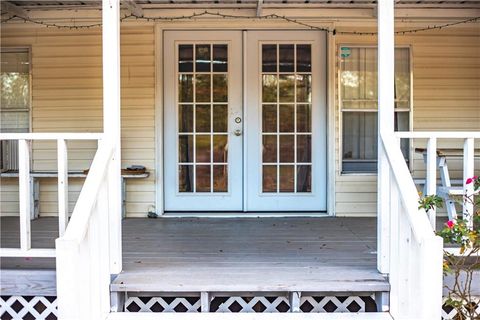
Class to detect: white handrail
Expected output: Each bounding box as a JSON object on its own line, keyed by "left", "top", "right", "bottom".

{"left": 382, "top": 133, "right": 444, "bottom": 319}
{"left": 382, "top": 134, "right": 434, "bottom": 243}
{"left": 0, "top": 132, "right": 103, "bottom": 140}
{"left": 62, "top": 143, "right": 114, "bottom": 243}
{"left": 395, "top": 131, "right": 480, "bottom": 139}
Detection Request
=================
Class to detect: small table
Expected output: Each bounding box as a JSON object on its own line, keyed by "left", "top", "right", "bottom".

{"left": 0, "top": 170, "right": 149, "bottom": 219}
{"left": 415, "top": 148, "right": 479, "bottom": 220}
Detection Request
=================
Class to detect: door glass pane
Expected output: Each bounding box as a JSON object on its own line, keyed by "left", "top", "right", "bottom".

{"left": 279, "top": 45, "right": 294, "bottom": 72}
{"left": 262, "top": 104, "right": 277, "bottom": 133}
{"left": 262, "top": 45, "right": 277, "bottom": 72}
{"left": 279, "top": 165, "right": 294, "bottom": 192}
{"left": 213, "top": 105, "right": 228, "bottom": 132}
{"left": 195, "top": 104, "right": 211, "bottom": 132}
{"left": 213, "top": 165, "right": 228, "bottom": 192}
{"left": 177, "top": 43, "right": 230, "bottom": 193}
{"left": 213, "top": 45, "right": 228, "bottom": 72}
{"left": 261, "top": 43, "right": 312, "bottom": 193}
{"left": 179, "top": 45, "right": 193, "bottom": 72}
{"left": 296, "top": 45, "right": 311, "bottom": 72}
{"left": 196, "top": 165, "right": 211, "bottom": 192}
{"left": 196, "top": 44, "right": 211, "bottom": 72}
{"left": 262, "top": 165, "right": 277, "bottom": 192}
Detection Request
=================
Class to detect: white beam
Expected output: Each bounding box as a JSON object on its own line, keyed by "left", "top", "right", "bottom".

{"left": 1, "top": 1, "right": 29, "bottom": 19}
{"left": 122, "top": 0, "right": 143, "bottom": 17}
{"left": 256, "top": 0, "right": 263, "bottom": 17}
{"left": 376, "top": 0, "right": 395, "bottom": 275}
{"left": 102, "top": 0, "right": 123, "bottom": 274}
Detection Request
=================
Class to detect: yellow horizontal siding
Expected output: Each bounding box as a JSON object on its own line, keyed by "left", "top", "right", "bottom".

{"left": 0, "top": 25, "right": 156, "bottom": 218}
{"left": 335, "top": 25, "right": 480, "bottom": 217}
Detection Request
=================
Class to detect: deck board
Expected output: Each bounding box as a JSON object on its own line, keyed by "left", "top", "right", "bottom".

{"left": 1, "top": 216, "right": 389, "bottom": 294}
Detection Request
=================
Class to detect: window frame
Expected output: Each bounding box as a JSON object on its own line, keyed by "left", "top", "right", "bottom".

{"left": 1, "top": 46, "right": 33, "bottom": 171}
{"left": 338, "top": 44, "right": 414, "bottom": 175}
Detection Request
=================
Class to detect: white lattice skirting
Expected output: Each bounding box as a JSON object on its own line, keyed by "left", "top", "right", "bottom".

{"left": 442, "top": 297, "right": 480, "bottom": 320}
{"left": 2, "top": 295, "right": 479, "bottom": 318}
{"left": 0, "top": 296, "right": 57, "bottom": 320}
{"left": 124, "top": 295, "right": 378, "bottom": 313}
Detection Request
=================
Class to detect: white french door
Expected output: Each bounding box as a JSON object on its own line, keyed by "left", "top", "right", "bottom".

{"left": 164, "top": 30, "right": 326, "bottom": 212}
{"left": 245, "top": 31, "right": 327, "bottom": 211}
{"left": 164, "top": 31, "right": 244, "bottom": 211}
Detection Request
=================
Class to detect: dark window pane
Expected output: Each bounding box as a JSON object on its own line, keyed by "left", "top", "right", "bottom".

{"left": 296, "top": 45, "right": 311, "bottom": 72}
{"left": 297, "top": 135, "right": 311, "bottom": 163}
{"left": 196, "top": 135, "right": 211, "bottom": 163}
{"left": 279, "top": 44, "right": 294, "bottom": 72}
{"left": 262, "top": 75, "right": 277, "bottom": 103}
{"left": 262, "top": 135, "right": 277, "bottom": 163}
{"left": 179, "top": 165, "right": 193, "bottom": 192}
{"left": 195, "top": 74, "right": 211, "bottom": 102}
{"left": 342, "top": 112, "right": 378, "bottom": 173}
{"left": 297, "top": 165, "right": 311, "bottom": 192}
{"left": 262, "top": 104, "right": 277, "bottom": 133}
{"left": 262, "top": 165, "right": 277, "bottom": 192}
{"left": 213, "top": 44, "right": 228, "bottom": 72}
{"left": 279, "top": 165, "right": 294, "bottom": 192}
{"left": 212, "top": 74, "right": 228, "bottom": 102}
{"left": 196, "top": 165, "right": 211, "bottom": 192}
{"left": 279, "top": 135, "right": 294, "bottom": 163}
{"left": 213, "top": 105, "right": 228, "bottom": 132}
{"left": 296, "top": 75, "right": 311, "bottom": 103}
{"left": 179, "top": 105, "right": 193, "bottom": 133}
{"left": 195, "top": 105, "right": 211, "bottom": 132}
{"left": 279, "top": 105, "right": 294, "bottom": 132}
{"left": 179, "top": 44, "right": 193, "bottom": 72}
{"left": 297, "top": 104, "right": 311, "bottom": 133}
{"left": 179, "top": 135, "right": 193, "bottom": 163}
{"left": 213, "top": 135, "right": 228, "bottom": 163}
{"left": 195, "top": 44, "right": 211, "bottom": 72}
{"left": 279, "top": 75, "right": 295, "bottom": 102}
{"left": 262, "top": 44, "right": 277, "bottom": 72}
{"left": 178, "top": 74, "right": 193, "bottom": 102}
{"left": 213, "top": 165, "right": 228, "bottom": 192}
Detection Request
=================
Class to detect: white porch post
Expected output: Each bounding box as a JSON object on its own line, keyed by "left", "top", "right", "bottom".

{"left": 102, "top": 0, "right": 122, "bottom": 274}
{"left": 377, "top": 0, "right": 395, "bottom": 274}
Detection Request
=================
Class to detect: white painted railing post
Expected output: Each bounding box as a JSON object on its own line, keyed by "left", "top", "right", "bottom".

{"left": 377, "top": 0, "right": 395, "bottom": 274}
{"left": 18, "top": 139, "right": 31, "bottom": 251}
{"left": 426, "top": 137, "right": 437, "bottom": 229}
{"left": 463, "top": 138, "right": 474, "bottom": 228}
{"left": 103, "top": 0, "right": 122, "bottom": 274}
{"left": 57, "top": 139, "right": 69, "bottom": 236}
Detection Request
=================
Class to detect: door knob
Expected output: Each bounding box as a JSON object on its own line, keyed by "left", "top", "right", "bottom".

{"left": 234, "top": 129, "right": 242, "bottom": 136}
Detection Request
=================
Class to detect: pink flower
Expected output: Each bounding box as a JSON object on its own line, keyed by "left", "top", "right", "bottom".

{"left": 466, "top": 176, "right": 477, "bottom": 184}
{"left": 446, "top": 220, "right": 455, "bottom": 229}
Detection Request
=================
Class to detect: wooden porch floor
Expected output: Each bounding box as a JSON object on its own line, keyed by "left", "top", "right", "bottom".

{"left": 0, "top": 217, "right": 388, "bottom": 294}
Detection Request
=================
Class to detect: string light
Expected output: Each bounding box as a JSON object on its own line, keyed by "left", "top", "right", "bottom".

{"left": 1, "top": 10, "right": 479, "bottom": 35}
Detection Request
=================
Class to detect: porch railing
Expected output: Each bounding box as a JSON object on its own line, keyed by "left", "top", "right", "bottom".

{"left": 0, "top": 133, "right": 103, "bottom": 258}
{"left": 395, "top": 132, "right": 480, "bottom": 230}
{"left": 56, "top": 141, "right": 115, "bottom": 319}
{"left": 381, "top": 133, "right": 444, "bottom": 320}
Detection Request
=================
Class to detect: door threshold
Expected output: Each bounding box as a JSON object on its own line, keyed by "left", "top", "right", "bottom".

{"left": 160, "top": 211, "right": 329, "bottom": 218}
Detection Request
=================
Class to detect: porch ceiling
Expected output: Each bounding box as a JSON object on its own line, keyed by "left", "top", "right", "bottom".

{"left": 6, "top": 0, "right": 480, "bottom": 10}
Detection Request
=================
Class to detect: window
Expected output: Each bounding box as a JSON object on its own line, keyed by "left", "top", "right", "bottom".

{"left": 1, "top": 48, "right": 30, "bottom": 171}
{"left": 340, "top": 47, "right": 410, "bottom": 173}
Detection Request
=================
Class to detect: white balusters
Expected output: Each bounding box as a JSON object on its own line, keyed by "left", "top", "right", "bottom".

{"left": 426, "top": 137, "right": 437, "bottom": 229}
{"left": 57, "top": 139, "right": 69, "bottom": 236}
{"left": 18, "top": 139, "right": 31, "bottom": 251}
